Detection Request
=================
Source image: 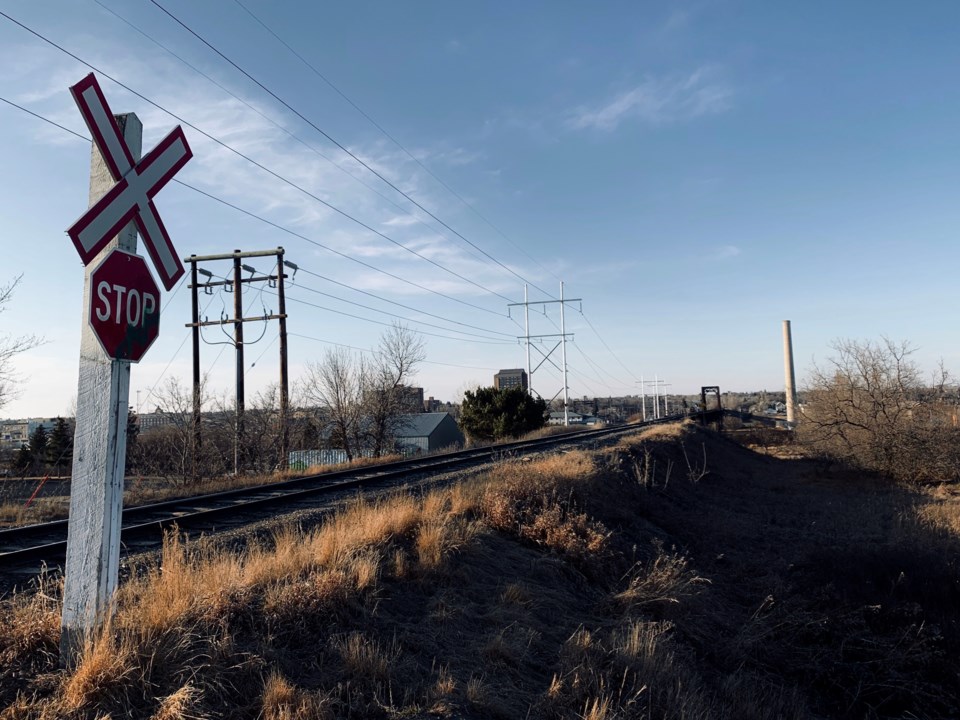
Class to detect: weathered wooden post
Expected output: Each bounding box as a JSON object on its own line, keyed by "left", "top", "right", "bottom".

{"left": 60, "top": 74, "right": 191, "bottom": 665}
{"left": 60, "top": 111, "right": 142, "bottom": 663}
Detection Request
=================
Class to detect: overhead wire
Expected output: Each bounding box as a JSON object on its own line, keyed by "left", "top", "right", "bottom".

{"left": 278, "top": 291, "right": 516, "bottom": 345}
{"left": 577, "top": 309, "right": 640, "bottom": 384}
{"left": 152, "top": 0, "right": 555, "bottom": 301}
{"left": 295, "top": 266, "right": 515, "bottom": 338}
{"left": 240, "top": 0, "right": 564, "bottom": 291}
{"left": 0, "top": 91, "right": 512, "bottom": 330}
{"left": 0, "top": 27, "right": 641, "bottom": 400}
{"left": 289, "top": 332, "right": 498, "bottom": 371}
{"left": 287, "top": 281, "right": 515, "bottom": 341}
{"left": 0, "top": 10, "right": 516, "bottom": 312}
{"left": 237, "top": 0, "right": 564, "bottom": 286}
{"left": 89, "top": 0, "right": 496, "bottom": 274}
{"left": 177, "top": 181, "right": 505, "bottom": 317}
{"left": 1, "top": 92, "right": 525, "bottom": 361}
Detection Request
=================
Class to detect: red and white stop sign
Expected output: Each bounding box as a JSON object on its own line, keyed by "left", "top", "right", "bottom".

{"left": 88, "top": 249, "right": 161, "bottom": 362}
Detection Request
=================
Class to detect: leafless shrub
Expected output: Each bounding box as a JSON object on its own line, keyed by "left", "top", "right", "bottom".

{"left": 0, "top": 275, "right": 43, "bottom": 412}
{"left": 798, "top": 337, "right": 960, "bottom": 483}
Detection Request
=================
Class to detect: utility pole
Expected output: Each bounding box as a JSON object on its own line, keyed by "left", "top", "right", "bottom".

{"left": 523, "top": 284, "right": 531, "bottom": 397}
{"left": 189, "top": 257, "right": 201, "bottom": 478}
{"left": 654, "top": 374, "right": 660, "bottom": 419}
{"left": 560, "top": 282, "right": 569, "bottom": 426}
{"left": 232, "top": 251, "right": 245, "bottom": 474}
{"left": 277, "top": 250, "right": 290, "bottom": 469}
{"left": 639, "top": 377, "right": 669, "bottom": 420}
{"left": 507, "top": 282, "right": 581, "bottom": 426}
{"left": 640, "top": 375, "right": 646, "bottom": 421}
{"left": 185, "top": 248, "right": 290, "bottom": 475}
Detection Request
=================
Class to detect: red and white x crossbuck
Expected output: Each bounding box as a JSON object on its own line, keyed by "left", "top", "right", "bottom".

{"left": 67, "top": 73, "right": 192, "bottom": 290}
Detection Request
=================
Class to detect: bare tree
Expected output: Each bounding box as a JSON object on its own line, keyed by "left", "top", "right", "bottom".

{"left": 298, "top": 325, "right": 426, "bottom": 461}
{"left": 363, "top": 323, "right": 426, "bottom": 457}
{"left": 301, "top": 347, "right": 365, "bottom": 461}
{"left": 132, "top": 377, "right": 233, "bottom": 482}
{"left": 799, "top": 337, "right": 960, "bottom": 482}
{"left": 244, "top": 382, "right": 284, "bottom": 473}
{"left": 0, "top": 276, "right": 42, "bottom": 411}
{"left": 131, "top": 377, "right": 196, "bottom": 481}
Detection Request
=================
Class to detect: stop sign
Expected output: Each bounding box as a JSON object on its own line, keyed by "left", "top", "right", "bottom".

{"left": 88, "top": 249, "right": 161, "bottom": 362}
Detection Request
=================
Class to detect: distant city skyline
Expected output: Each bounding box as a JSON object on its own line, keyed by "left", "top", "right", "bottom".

{"left": 3, "top": 1, "right": 960, "bottom": 418}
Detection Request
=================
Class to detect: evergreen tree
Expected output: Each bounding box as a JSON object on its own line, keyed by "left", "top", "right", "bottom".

{"left": 13, "top": 443, "right": 31, "bottom": 477}
{"left": 460, "top": 386, "right": 547, "bottom": 442}
{"left": 47, "top": 416, "right": 73, "bottom": 478}
{"left": 28, "top": 424, "right": 48, "bottom": 475}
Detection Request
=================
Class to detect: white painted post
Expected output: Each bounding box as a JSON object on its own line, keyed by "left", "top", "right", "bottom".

{"left": 654, "top": 374, "right": 660, "bottom": 420}
{"left": 640, "top": 375, "right": 646, "bottom": 421}
{"left": 60, "top": 114, "right": 142, "bottom": 665}
{"left": 523, "top": 284, "right": 531, "bottom": 396}
{"left": 783, "top": 320, "right": 798, "bottom": 426}
{"left": 560, "top": 281, "right": 569, "bottom": 426}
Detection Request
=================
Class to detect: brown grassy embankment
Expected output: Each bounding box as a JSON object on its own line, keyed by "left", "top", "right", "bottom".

{"left": 1, "top": 420, "right": 959, "bottom": 718}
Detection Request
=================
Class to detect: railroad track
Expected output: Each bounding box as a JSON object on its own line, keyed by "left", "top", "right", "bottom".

{"left": 0, "top": 419, "right": 671, "bottom": 573}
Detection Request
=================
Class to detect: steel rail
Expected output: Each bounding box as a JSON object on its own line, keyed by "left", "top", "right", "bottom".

{"left": 0, "top": 418, "right": 674, "bottom": 569}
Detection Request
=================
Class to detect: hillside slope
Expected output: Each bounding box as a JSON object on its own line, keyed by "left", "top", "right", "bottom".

{"left": 1, "top": 421, "right": 958, "bottom": 719}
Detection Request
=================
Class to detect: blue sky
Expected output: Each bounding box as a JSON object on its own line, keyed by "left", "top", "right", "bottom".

{"left": 2, "top": 0, "right": 960, "bottom": 418}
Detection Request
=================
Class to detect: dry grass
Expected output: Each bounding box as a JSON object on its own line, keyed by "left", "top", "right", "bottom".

{"left": 3, "top": 421, "right": 960, "bottom": 718}
{"left": 0, "top": 497, "right": 70, "bottom": 528}
{"left": 0, "top": 454, "right": 412, "bottom": 529}
{"left": 262, "top": 673, "right": 333, "bottom": 720}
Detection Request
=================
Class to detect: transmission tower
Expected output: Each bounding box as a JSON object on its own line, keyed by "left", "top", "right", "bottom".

{"left": 508, "top": 282, "right": 581, "bottom": 426}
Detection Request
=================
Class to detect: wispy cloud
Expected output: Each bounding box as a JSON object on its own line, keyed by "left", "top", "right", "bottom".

{"left": 566, "top": 67, "right": 732, "bottom": 132}
{"left": 0, "top": 29, "right": 533, "bottom": 306}
{"left": 714, "top": 245, "right": 741, "bottom": 259}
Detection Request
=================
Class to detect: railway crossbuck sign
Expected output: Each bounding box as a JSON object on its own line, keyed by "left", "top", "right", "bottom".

{"left": 61, "top": 73, "right": 193, "bottom": 664}
{"left": 67, "top": 73, "right": 192, "bottom": 291}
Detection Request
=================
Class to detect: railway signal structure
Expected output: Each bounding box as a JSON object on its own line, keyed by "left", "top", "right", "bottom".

{"left": 67, "top": 73, "right": 191, "bottom": 290}
{"left": 61, "top": 73, "right": 192, "bottom": 665}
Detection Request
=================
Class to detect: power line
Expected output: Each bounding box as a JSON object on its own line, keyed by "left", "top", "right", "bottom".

{"left": 279, "top": 290, "right": 516, "bottom": 345}
{"left": 0, "top": 10, "right": 515, "bottom": 309}
{"left": 0, "top": 90, "right": 506, "bottom": 321}
{"left": 288, "top": 279, "right": 515, "bottom": 341}
{"left": 289, "top": 332, "right": 498, "bottom": 371}
{"left": 177, "top": 181, "right": 505, "bottom": 317}
{"left": 296, "top": 266, "right": 514, "bottom": 337}
{"left": 1, "top": 89, "right": 526, "bottom": 378}
{"left": 150, "top": 0, "right": 552, "bottom": 300}
{"left": 578, "top": 309, "right": 640, "bottom": 384}
{"left": 231, "top": 0, "right": 564, "bottom": 289}
{"left": 89, "top": 0, "right": 496, "bottom": 275}
{"left": 0, "top": 47, "right": 639, "bottom": 398}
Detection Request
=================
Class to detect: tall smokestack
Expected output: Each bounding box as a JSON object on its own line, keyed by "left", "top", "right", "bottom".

{"left": 783, "top": 320, "right": 798, "bottom": 426}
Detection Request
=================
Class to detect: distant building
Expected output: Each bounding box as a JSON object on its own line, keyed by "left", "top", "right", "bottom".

{"left": 0, "top": 417, "right": 59, "bottom": 449}
{"left": 423, "top": 396, "right": 460, "bottom": 418}
{"left": 137, "top": 412, "right": 179, "bottom": 433}
{"left": 394, "top": 412, "right": 464, "bottom": 453}
{"left": 0, "top": 420, "right": 29, "bottom": 448}
{"left": 397, "top": 386, "right": 425, "bottom": 413}
{"left": 548, "top": 411, "right": 585, "bottom": 425}
{"left": 494, "top": 368, "right": 528, "bottom": 392}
